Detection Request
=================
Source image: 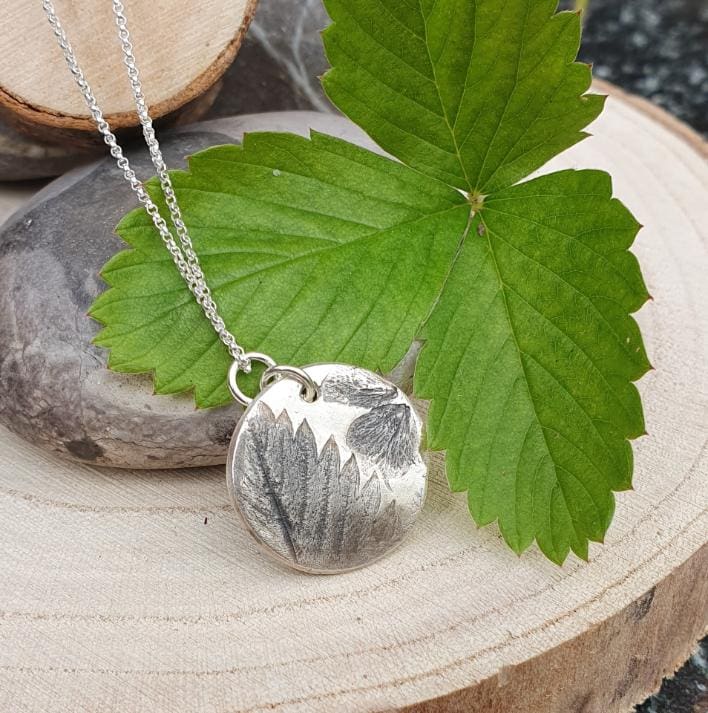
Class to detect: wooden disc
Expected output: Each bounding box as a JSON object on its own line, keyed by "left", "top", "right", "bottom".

{"left": 0, "top": 85, "right": 706, "bottom": 712}
{"left": 0, "top": 0, "right": 258, "bottom": 143}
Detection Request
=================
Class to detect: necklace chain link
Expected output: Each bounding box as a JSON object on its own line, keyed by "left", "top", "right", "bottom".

{"left": 41, "top": 0, "right": 252, "bottom": 371}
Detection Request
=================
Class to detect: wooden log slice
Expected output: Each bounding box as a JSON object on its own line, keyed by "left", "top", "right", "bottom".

{"left": 0, "top": 0, "right": 332, "bottom": 182}
{"left": 0, "top": 0, "right": 258, "bottom": 146}
{"left": 0, "top": 85, "right": 706, "bottom": 712}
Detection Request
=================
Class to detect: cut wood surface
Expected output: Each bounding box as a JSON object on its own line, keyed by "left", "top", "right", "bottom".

{"left": 0, "top": 0, "right": 257, "bottom": 143}
{"left": 0, "top": 85, "right": 706, "bottom": 712}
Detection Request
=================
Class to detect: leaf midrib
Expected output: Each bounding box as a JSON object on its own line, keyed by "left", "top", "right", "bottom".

{"left": 417, "top": 0, "right": 475, "bottom": 191}
{"left": 105, "top": 203, "right": 469, "bottom": 350}
{"left": 472, "top": 0, "right": 532, "bottom": 190}
{"left": 193, "top": 152, "right": 461, "bottom": 214}
{"left": 480, "top": 211, "right": 582, "bottom": 553}
{"left": 209, "top": 202, "right": 466, "bottom": 293}
{"left": 482, "top": 215, "right": 629, "bottom": 462}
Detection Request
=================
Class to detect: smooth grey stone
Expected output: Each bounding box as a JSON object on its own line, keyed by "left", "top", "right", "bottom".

{"left": 0, "top": 111, "right": 393, "bottom": 470}
{"left": 210, "top": 0, "right": 332, "bottom": 117}
{"left": 0, "top": 0, "right": 331, "bottom": 182}
{"left": 0, "top": 120, "right": 101, "bottom": 183}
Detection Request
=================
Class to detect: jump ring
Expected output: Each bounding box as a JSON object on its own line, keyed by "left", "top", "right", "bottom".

{"left": 261, "top": 365, "right": 320, "bottom": 403}
{"left": 227, "top": 352, "right": 276, "bottom": 407}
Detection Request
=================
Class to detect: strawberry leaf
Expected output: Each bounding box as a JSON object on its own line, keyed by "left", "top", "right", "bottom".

{"left": 90, "top": 0, "right": 650, "bottom": 562}
{"left": 415, "top": 170, "right": 649, "bottom": 563}
{"left": 322, "top": 0, "right": 604, "bottom": 193}
{"left": 90, "top": 132, "right": 468, "bottom": 408}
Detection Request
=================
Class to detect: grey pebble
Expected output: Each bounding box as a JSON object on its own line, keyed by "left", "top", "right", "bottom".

{"left": 0, "top": 111, "right": 397, "bottom": 469}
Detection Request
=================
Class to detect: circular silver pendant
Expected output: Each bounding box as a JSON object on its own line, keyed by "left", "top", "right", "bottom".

{"left": 227, "top": 364, "right": 427, "bottom": 574}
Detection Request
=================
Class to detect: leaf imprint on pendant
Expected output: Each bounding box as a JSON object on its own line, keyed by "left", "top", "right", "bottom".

{"left": 227, "top": 364, "right": 427, "bottom": 574}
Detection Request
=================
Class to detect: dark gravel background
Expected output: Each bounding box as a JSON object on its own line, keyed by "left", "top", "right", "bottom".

{"left": 564, "top": 0, "right": 708, "bottom": 136}
{"left": 636, "top": 639, "right": 708, "bottom": 713}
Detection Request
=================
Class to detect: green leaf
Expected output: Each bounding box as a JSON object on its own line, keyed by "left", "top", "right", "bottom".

{"left": 322, "top": 0, "right": 604, "bottom": 193}
{"left": 91, "top": 131, "right": 469, "bottom": 407}
{"left": 415, "top": 170, "right": 649, "bottom": 563}
{"left": 91, "top": 0, "right": 650, "bottom": 562}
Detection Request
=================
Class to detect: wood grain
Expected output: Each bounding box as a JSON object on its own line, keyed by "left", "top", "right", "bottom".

{"left": 0, "top": 86, "right": 706, "bottom": 712}
{"left": 0, "top": 0, "right": 258, "bottom": 143}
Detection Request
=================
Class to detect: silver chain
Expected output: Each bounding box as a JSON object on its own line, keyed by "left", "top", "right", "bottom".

{"left": 41, "top": 0, "right": 252, "bottom": 371}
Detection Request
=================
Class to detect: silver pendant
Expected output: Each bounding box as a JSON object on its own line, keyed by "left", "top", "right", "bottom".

{"left": 226, "top": 362, "right": 427, "bottom": 574}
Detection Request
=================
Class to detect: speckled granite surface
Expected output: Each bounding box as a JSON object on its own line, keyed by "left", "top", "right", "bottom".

{"left": 636, "top": 638, "right": 708, "bottom": 713}
{"left": 564, "top": 0, "right": 708, "bottom": 137}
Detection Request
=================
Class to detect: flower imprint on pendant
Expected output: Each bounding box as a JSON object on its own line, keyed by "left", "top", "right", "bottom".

{"left": 227, "top": 364, "right": 427, "bottom": 574}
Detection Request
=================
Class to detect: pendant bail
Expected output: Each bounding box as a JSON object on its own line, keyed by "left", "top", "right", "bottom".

{"left": 227, "top": 352, "right": 276, "bottom": 407}
{"left": 227, "top": 355, "right": 320, "bottom": 407}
